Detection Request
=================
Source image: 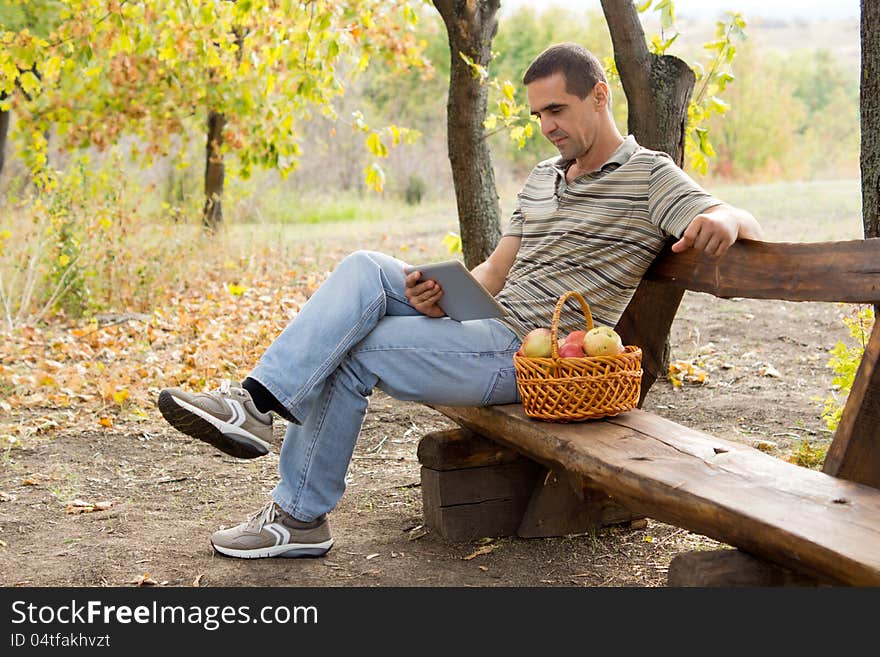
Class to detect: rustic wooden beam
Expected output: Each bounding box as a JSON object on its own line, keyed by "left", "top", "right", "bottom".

{"left": 517, "top": 470, "right": 637, "bottom": 538}
{"left": 645, "top": 238, "right": 880, "bottom": 303}
{"left": 431, "top": 404, "right": 880, "bottom": 585}
{"left": 416, "top": 428, "right": 524, "bottom": 470}
{"left": 824, "top": 319, "right": 880, "bottom": 488}
{"left": 614, "top": 280, "right": 684, "bottom": 404}
{"left": 667, "top": 549, "right": 825, "bottom": 587}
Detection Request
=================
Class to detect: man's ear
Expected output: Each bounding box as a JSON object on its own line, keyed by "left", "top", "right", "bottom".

{"left": 592, "top": 81, "right": 610, "bottom": 110}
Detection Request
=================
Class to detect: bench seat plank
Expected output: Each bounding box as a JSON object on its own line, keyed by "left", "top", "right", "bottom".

{"left": 431, "top": 404, "right": 880, "bottom": 586}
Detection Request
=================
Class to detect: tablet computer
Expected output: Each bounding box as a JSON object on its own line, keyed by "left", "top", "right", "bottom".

{"left": 405, "top": 260, "right": 508, "bottom": 322}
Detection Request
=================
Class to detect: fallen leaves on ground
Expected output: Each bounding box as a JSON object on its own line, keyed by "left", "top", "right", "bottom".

{"left": 758, "top": 363, "right": 782, "bottom": 378}
{"left": 668, "top": 359, "right": 708, "bottom": 387}
{"left": 65, "top": 499, "right": 114, "bottom": 514}
{"left": 0, "top": 253, "right": 343, "bottom": 441}
{"left": 131, "top": 573, "right": 158, "bottom": 586}
{"left": 462, "top": 544, "right": 497, "bottom": 560}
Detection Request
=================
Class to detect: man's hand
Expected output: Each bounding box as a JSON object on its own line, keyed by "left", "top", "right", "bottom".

{"left": 671, "top": 204, "right": 763, "bottom": 258}
{"left": 405, "top": 269, "right": 446, "bottom": 318}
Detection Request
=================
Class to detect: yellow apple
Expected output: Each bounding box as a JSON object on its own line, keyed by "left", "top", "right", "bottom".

{"left": 582, "top": 326, "right": 624, "bottom": 357}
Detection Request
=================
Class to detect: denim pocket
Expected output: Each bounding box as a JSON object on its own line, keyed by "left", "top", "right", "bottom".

{"left": 481, "top": 367, "right": 520, "bottom": 406}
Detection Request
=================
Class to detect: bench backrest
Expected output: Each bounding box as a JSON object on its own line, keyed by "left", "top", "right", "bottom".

{"left": 614, "top": 237, "right": 880, "bottom": 488}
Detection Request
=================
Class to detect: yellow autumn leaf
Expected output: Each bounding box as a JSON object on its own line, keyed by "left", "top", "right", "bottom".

{"left": 112, "top": 389, "right": 129, "bottom": 405}
{"left": 227, "top": 283, "right": 247, "bottom": 296}
{"left": 364, "top": 163, "right": 385, "bottom": 192}
{"left": 98, "top": 417, "right": 113, "bottom": 428}
{"left": 366, "top": 132, "right": 388, "bottom": 158}
{"left": 442, "top": 232, "right": 462, "bottom": 255}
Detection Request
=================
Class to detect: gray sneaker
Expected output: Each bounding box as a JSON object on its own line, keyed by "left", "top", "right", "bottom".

{"left": 158, "top": 379, "right": 273, "bottom": 459}
{"left": 211, "top": 502, "right": 334, "bottom": 559}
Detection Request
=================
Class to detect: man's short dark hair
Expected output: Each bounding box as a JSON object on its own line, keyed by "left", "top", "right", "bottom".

{"left": 522, "top": 43, "right": 607, "bottom": 99}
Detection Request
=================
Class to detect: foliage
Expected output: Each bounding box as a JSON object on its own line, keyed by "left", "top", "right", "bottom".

{"left": 0, "top": 150, "right": 196, "bottom": 326}
{"left": 442, "top": 231, "right": 462, "bottom": 255}
{"left": 789, "top": 439, "right": 828, "bottom": 470}
{"left": 1, "top": 0, "right": 428, "bottom": 190}
{"left": 821, "top": 305, "right": 874, "bottom": 431}
{"left": 680, "top": 10, "right": 746, "bottom": 175}
{"left": 706, "top": 46, "right": 859, "bottom": 181}
{"left": 404, "top": 175, "right": 426, "bottom": 205}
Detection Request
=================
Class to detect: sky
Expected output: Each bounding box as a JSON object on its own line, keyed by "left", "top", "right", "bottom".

{"left": 499, "top": 0, "right": 861, "bottom": 21}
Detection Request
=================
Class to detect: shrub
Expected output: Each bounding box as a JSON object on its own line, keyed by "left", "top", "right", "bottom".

{"left": 821, "top": 305, "right": 875, "bottom": 431}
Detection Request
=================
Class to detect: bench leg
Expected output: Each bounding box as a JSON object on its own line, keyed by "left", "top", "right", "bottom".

{"left": 418, "top": 428, "right": 640, "bottom": 541}
{"left": 667, "top": 549, "right": 826, "bottom": 587}
{"left": 517, "top": 470, "right": 638, "bottom": 538}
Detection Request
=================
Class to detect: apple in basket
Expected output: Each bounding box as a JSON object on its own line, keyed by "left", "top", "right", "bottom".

{"left": 520, "top": 328, "right": 553, "bottom": 358}
{"left": 565, "top": 329, "right": 587, "bottom": 346}
{"left": 558, "top": 341, "right": 585, "bottom": 358}
{"left": 582, "top": 326, "right": 625, "bottom": 357}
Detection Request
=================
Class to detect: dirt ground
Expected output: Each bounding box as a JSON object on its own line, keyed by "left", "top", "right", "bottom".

{"left": 0, "top": 287, "right": 853, "bottom": 588}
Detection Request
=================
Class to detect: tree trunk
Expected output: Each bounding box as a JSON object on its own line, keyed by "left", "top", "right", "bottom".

{"left": 432, "top": 0, "right": 502, "bottom": 268}
{"left": 0, "top": 103, "right": 9, "bottom": 178}
{"left": 202, "top": 110, "right": 225, "bottom": 230}
{"left": 0, "top": 88, "right": 10, "bottom": 179}
{"left": 862, "top": 0, "right": 879, "bottom": 241}
{"left": 601, "top": 0, "right": 695, "bottom": 402}
{"left": 601, "top": 0, "right": 693, "bottom": 166}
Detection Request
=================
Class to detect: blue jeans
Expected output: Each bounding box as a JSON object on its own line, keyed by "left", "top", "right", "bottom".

{"left": 248, "top": 250, "right": 521, "bottom": 521}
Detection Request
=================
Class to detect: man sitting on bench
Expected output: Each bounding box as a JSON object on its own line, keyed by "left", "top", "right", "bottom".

{"left": 157, "top": 42, "right": 763, "bottom": 560}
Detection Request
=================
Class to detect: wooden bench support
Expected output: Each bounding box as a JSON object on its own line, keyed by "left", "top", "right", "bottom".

{"left": 668, "top": 549, "right": 825, "bottom": 587}
{"left": 418, "top": 428, "right": 639, "bottom": 541}
{"left": 824, "top": 318, "right": 880, "bottom": 488}
{"left": 430, "top": 404, "right": 880, "bottom": 585}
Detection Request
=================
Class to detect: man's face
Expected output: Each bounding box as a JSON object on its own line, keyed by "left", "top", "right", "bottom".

{"left": 526, "top": 72, "right": 601, "bottom": 161}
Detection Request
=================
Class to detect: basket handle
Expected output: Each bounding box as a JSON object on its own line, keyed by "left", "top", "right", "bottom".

{"left": 550, "top": 290, "right": 595, "bottom": 357}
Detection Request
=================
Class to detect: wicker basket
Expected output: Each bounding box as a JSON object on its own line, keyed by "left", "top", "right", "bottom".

{"left": 513, "top": 291, "right": 643, "bottom": 422}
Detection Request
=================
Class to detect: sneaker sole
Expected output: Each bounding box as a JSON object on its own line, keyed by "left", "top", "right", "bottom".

{"left": 158, "top": 390, "right": 271, "bottom": 459}
{"left": 211, "top": 538, "right": 334, "bottom": 559}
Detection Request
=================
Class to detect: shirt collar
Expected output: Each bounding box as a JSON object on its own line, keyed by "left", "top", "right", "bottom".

{"left": 551, "top": 134, "right": 638, "bottom": 176}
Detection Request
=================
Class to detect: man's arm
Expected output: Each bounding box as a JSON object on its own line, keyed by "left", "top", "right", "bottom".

{"left": 671, "top": 203, "right": 763, "bottom": 258}
{"left": 404, "top": 235, "right": 521, "bottom": 317}
{"left": 469, "top": 235, "right": 521, "bottom": 295}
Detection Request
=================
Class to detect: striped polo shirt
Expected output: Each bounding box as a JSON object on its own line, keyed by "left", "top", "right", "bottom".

{"left": 495, "top": 135, "right": 721, "bottom": 339}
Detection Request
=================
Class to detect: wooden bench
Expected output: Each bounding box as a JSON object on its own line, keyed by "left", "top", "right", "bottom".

{"left": 417, "top": 239, "right": 880, "bottom": 586}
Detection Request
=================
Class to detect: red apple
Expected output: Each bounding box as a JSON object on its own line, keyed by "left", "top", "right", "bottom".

{"left": 582, "top": 326, "right": 624, "bottom": 357}
{"left": 521, "top": 328, "right": 553, "bottom": 358}
{"left": 558, "top": 342, "right": 585, "bottom": 358}
{"left": 565, "top": 329, "right": 587, "bottom": 345}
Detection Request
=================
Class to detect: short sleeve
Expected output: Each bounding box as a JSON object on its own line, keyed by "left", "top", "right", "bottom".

{"left": 648, "top": 153, "right": 723, "bottom": 238}
{"left": 502, "top": 205, "right": 525, "bottom": 238}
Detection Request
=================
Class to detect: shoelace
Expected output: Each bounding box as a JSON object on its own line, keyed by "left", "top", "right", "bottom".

{"left": 218, "top": 379, "right": 233, "bottom": 395}
{"left": 245, "top": 501, "right": 279, "bottom": 533}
